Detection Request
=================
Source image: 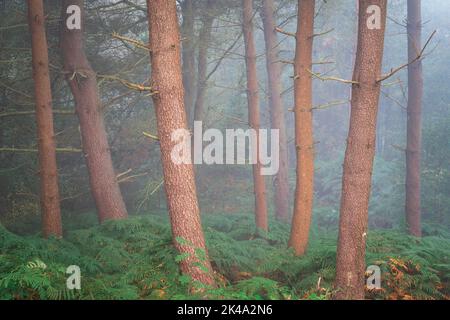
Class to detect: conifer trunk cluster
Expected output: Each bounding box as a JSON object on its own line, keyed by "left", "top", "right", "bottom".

{"left": 19, "top": 0, "right": 430, "bottom": 296}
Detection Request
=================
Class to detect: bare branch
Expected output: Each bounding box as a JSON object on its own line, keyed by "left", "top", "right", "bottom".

{"left": 381, "top": 90, "right": 406, "bottom": 110}
{"left": 311, "top": 28, "right": 334, "bottom": 38}
{"left": 275, "top": 27, "right": 296, "bottom": 38}
{"left": 276, "top": 59, "right": 294, "bottom": 65}
{"left": 0, "top": 110, "right": 74, "bottom": 118}
{"left": 312, "top": 60, "right": 334, "bottom": 65}
{"left": 312, "top": 100, "right": 349, "bottom": 110}
{"left": 0, "top": 147, "right": 82, "bottom": 153}
{"left": 307, "top": 69, "right": 359, "bottom": 84}
{"left": 206, "top": 31, "right": 243, "bottom": 81}
{"left": 377, "top": 30, "right": 436, "bottom": 82}
{"left": 112, "top": 32, "right": 150, "bottom": 51}
{"left": 99, "top": 74, "right": 156, "bottom": 93}
{"left": 143, "top": 132, "right": 160, "bottom": 141}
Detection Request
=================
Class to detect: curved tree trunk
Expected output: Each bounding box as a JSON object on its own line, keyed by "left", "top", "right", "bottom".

{"left": 28, "top": 0, "right": 62, "bottom": 238}
{"left": 60, "top": 0, "right": 128, "bottom": 223}
{"left": 146, "top": 0, "right": 215, "bottom": 286}
{"left": 334, "top": 0, "right": 387, "bottom": 300}
{"left": 242, "top": 0, "right": 268, "bottom": 233}
{"left": 181, "top": 0, "right": 196, "bottom": 124}
{"left": 260, "top": 0, "right": 290, "bottom": 222}
{"left": 288, "top": 0, "right": 315, "bottom": 256}
{"left": 405, "top": 0, "right": 422, "bottom": 237}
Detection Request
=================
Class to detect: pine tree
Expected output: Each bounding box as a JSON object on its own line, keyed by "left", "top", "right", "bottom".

{"left": 405, "top": 0, "right": 423, "bottom": 237}
{"left": 146, "top": 0, "right": 215, "bottom": 286}
{"left": 242, "top": 0, "right": 269, "bottom": 233}
{"left": 260, "top": 0, "right": 290, "bottom": 222}
{"left": 28, "top": 0, "right": 62, "bottom": 238}
{"left": 289, "top": 0, "right": 316, "bottom": 256}
{"left": 60, "top": 0, "right": 128, "bottom": 223}
{"left": 335, "top": 0, "right": 387, "bottom": 299}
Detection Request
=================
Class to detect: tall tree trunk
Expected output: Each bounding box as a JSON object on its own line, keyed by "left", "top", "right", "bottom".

{"left": 60, "top": 0, "right": 128, "bottom": 223}
{"left": 181, "top": 0, "right": 196, "bottom": 124}
{"left": 193, "top": 0, "right": 215, "bottom": 124}
{"left": 334, "top": 0, "right": 387, "bottom": 300}
{"left": 405, "top": 0, "right": 422, "bottom": 237}
{"left": 146, "top": 0, "right": 215, "bottom": 286}
{"left": 260, "top": 0, "right": 290, "bottom": 222}
{"left": 28, "top": 0, "right": 62, "bottom": 238}
{"left": 288, "top": 0, "right": 315, "bottom": 256}
{"left": 242, "top": 0, "right": 268, "bottom": 233}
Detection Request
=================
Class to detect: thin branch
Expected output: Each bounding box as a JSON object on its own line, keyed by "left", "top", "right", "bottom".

{"left": 387, "top": 16, "right": 407, "bottom": 28}
{"left": 276, "top": 59, "right": 294, "bottom": 65}
{"left": 0, "top": 81, "right": 32, "bottom": 99}
{"left": 275, "top": 27, "right": 296, "bottom": 38}
{"left": 311, "top": 28, "right": 334, "bottom": 38}
{"left": 150, "top": 179, "right": 164, "bottom": 196}
{"left": 111, "top": 32, "right": 150, "bottom": 51}
{"left": 307, "top": 69, "right": 359, "bottom": 84}
{"left": 377, "top": 30, "right": 436, "bottom": 82}
{"left": 312, "top": 60, "right": 334, "bottom": 65}
{"left": 143, "top": 132, "right": 160, "bottom": 141}
{"left": 213, "top": 110, "right": 249, "bottom": 125}
{"left": 116, "top": 168, "right": 132, "bottom": 180}
{"left": 206, "top": 31, "right": 243, "bottom": 81}
{"left": 0, "top": 147, "right": 82, "bottom": 153}
{"left": 0, "top": 110, "right": 74, "bottom": 118}
{"left": 118, "top": 171, "right": 149, "bottom": 184}
{"left": 312, "top": 100, "right": 349, "bottom": 110}
{"left": 381, "top": 90, "right": 406, "bottom": 110}
{"left": 99, "top": 74, "right": 156, "bottom": 93}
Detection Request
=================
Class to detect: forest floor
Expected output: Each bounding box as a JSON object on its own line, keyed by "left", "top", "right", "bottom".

{"left": 0, "top": 211, "right": 449, "bottom": 300}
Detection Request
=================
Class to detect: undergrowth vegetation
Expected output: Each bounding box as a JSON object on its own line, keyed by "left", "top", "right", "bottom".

{"left": 0, "top": 212, "right": 449, "bottom": 300}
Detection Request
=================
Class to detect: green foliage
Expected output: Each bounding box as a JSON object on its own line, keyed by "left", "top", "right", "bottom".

{"left": 366, "top": 231, "right": 450, "bottom": 299}
{"left": 0, "top": 213, "right": 449, "bottom": 300}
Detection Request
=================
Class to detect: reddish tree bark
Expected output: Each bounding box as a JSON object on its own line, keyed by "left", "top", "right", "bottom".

{"left": 405, "top": 0, "right": 422, "bottom": 237}
{"left": 61, "top": 0, "right": 128, "bottom": 223}
{"left": 260, "top": 0, "right": 290, "bottom": 222}
{"left": 181, "top": 0, "right": 196, "bottom": 124}
{"left": 28, "top": 0, "right": 63, "bottom": 238}
{"left": 146, "top": 0, "right": 215, "bottom": 286}
{"left": 288, "top": 0, "right": 315, "bottom": 256}
{"left": 242, "top": 0, "right": 269, "bottom": 233}
{"left": 334, "top": 0, "right": 387, "bottom": 300}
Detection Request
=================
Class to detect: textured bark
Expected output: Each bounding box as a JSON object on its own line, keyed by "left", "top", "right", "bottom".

{"left": 28, "top": 0, "right": 62, "bottom": 238}
{"left": 193, "top": 0, "right": 215, "bottom": 124}
{"left": 334, "top": 0, "right": 387, "bottom": 300}
{"left": 181, "top": 0, "right": 196, "bottom": 124}
{"left": 242, "top": 0, "right": 268, "bottom": 233}
{"left": 61, "top": 0, "right": 128, "bottom": 223}
{"left": 405, "top": 0, "right": 422, "bottom": 237}
{"left": 288, "top": 0, "right": 315, "bottom": 256}
{"left": 147, "top": 0, "right": 215, "bottom": 286}
{"left": 260, "top": 0, "right": 290, "bottom": 222}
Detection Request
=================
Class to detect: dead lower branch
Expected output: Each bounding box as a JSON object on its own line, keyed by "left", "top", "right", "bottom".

{"left": 275, "top": 27, "right": 296, "bottom": 38}
{"left": 307, "top": 69, "right": 359, "bottom": 84}
{"left": 377, "top": 30, "right": 436, "bottom": 82}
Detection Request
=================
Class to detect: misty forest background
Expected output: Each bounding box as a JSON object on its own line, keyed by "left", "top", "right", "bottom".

{"left": 0, "top": 0, "right": 449, "bottom": 300}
